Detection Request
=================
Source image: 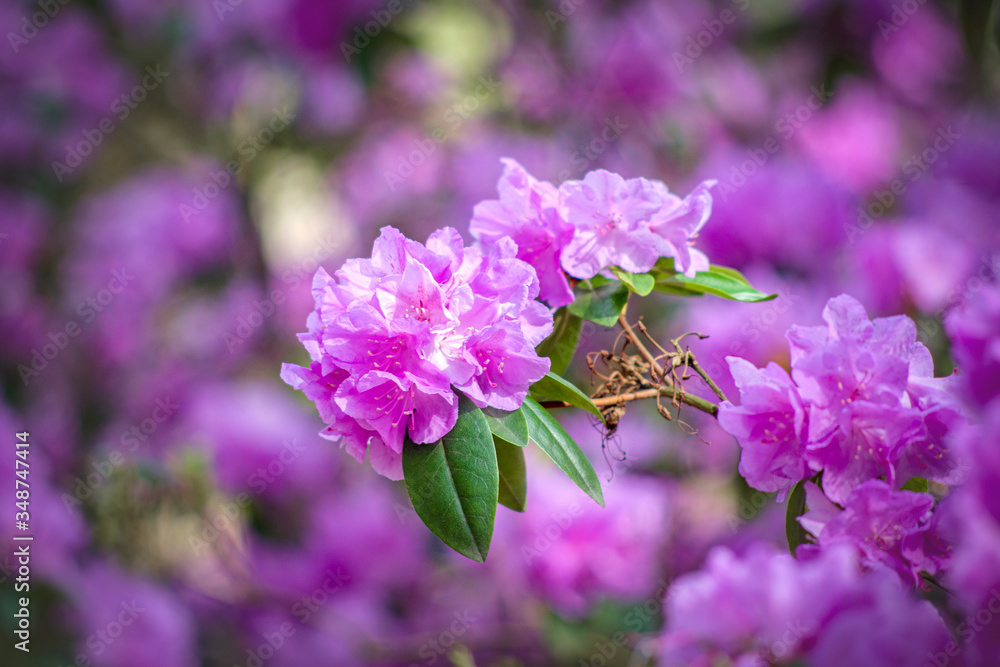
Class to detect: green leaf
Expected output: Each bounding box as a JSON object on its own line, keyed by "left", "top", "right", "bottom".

{"left": 785, "top": 480, "right": 809, "bottom": 556}
{"left": 521, "top": 396, "right": 604, "bottom": 507}
{"left": 535, "top": 307, "right": 582, "bottom": 376}
{"left": 648, "top": 282, "right": 705, "bottom": 298}
{"left": 611, "top": 267, "right": 655, "bottom": 296}
{"left": 568, "top": 280, "right": 629, "bottom": 327}
{"left": 494, "top": 437, "right": 527, "bottom": 512}
{"left": 651, "top": 258, "right": 777, "bottom": 303}
{"left": 482, "top": 405, "right": 528, "bottom": 447}
{"left": 901, "top": 477, "right": 929, "bottom": 493}
{"left": 402, "top": 396, "right": 498, "bottom": 562}
{"left": 529, "top": 372, "right": 601, "bottom": 418}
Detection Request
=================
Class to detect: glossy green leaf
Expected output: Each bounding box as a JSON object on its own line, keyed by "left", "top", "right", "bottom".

{"left": 611, "top": 267, "right": 656, "bottom": 296}
{"left": 521, "top": 396, "right": 604, "bottom": 507}
{"left": 785, "top": 479, "right": 809, "bottom": 556}
{"left": 529, "top": 372, "right": 601, "bottom": 418}
{"left": 495, "top": 437, "right": 527, "bottom": 512}
{"left": 648, "top": 282, "right": 704, "bottom": 298}
{"left": 482, "top": 405, "right": 528, "bottom": 447}
{"left": 535, "top": 307, "right": 583, "bottom": 376}
{"left": 568, "top": 280, "right": 629, "bottom": 327}
{"left": 402, "top": 397, "right": 498, "bottom": 562}
{"left": 651, "top": 258, "right": 777, "bottom": 303}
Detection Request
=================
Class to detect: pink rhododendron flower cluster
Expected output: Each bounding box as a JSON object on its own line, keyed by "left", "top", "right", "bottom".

{"left": 719, "top": 294, "right": 965, "bottom": 505}
{"left": 282, "top": 226, "right": 553, "bottom": 479}
{"left": 717, "top": 294, "right": 968, "bottom": 587}
{"left": 471, "top": 159, "right": 716, "bottom": 306}
{"left": 796, "top": 480, "right": 949, "bottom": 586}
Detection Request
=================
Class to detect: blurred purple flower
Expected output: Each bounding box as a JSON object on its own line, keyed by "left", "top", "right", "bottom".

{"left": 65, "top": 562, "right": 197, "bottom": 667}
{"left": 794, "top": 82, "right": 901, "bottom": 195}
{"left": 182, "top": 381, "right": 336, "bottom": 498}
{"left": 871, "top": 8, "right": 962, "bottom": 105}
{"left": 945, "top": 281, "right": 1000, "bottom": 410}
{"left": 946, "top": 405, "right": 1000, "bottom": 609}
{"left": 658, "top": 542, "right": 950, "bottom": 667}
{"left": 493, "top": 458, "right": 672, "bottom": 616}
{"left": 698, "top": 154, "right": 850, "bottom": 277}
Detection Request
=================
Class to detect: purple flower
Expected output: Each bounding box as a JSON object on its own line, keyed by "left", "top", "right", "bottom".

{"left": 644, "top": 178, "right": 715, "bottom": 277}
{"left": 789, "top": 295, "right": 964, "bottom": 501}
{"left": 797, "top": 480, "right": 949, "bottom": 586}
{"left": 945, "top": 281, "right": 1000, "bottom": 410}
{"left": 492, "top": 458, "right": 673, "bottom": 616}
{"left": 283, "top": 226, "right": 551, "bottom": 479}
{"left": 180, "top": 381, "right": 340, "bottom": 498}
{"left": 559, "top": 169, "right": 715, "bottom": 280}
{"left": 721, "top": 294, "right": 966, "bottom": 510}
{"left": 807, "top": 401, "right": 926, "bottom": 505}
{"left": 658, "top": 542, "right": 950, "bottom": 667}
{"left": 946, "top": 404, "right": 1000, "bottom": 606}
{"left": 65, "top": 562, "right": 197, "bottom": 667}
{"left": 718, "top": 358, "right": 813, "bottom": 498}
{"left": 470, "top": 158, "right": 576, "bottom": 307}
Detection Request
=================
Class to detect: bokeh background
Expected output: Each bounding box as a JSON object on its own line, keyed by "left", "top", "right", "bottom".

{"left": 1, "top": 0, "right": 998, "bottom": 665}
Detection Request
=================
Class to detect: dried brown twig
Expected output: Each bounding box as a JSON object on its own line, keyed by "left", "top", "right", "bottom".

{"left": 541, "top": 314, "right": 724, "bottom": 434}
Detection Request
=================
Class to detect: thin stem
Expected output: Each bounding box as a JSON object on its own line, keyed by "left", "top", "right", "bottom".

{"left": 617, "top": 314, "right": 720, "bottom": 416}
{"left": 543, "top": 385, "right": 718, "bottom": 416}
{"left": 618, "top": 313, "right": 667, "bottom": 383}
{"left": 542, "top": 314, "right": 721, "bottom": 418}
{"left": 688, "top": 355, "right": 728, "bottom": 403}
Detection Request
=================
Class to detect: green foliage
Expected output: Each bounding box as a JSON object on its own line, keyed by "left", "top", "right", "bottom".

{"left": 530, "top": 372, "right": 601, "bottom": 418}
{"left": 536, "top": 307, "right": 583, "bottom": 375}
{"left": 495, "top": 437, "right": 527, "bottom": 512}
{"left": 958, "top": 0, "right": 998, "bottom": 64}
{"left": 482, "top": 405, "right": 529, "bottom": 447}
{"left": 568, "top": 280, "right": 630, "bottom": 326}
{"left": 522, "top": 397, "right": 604, "bottom": 507}
{"left": 611, "top": 267, "right": 655, "bottom": 296}
{"left": 901, "top": 477, "right": 929, "bottom": 493}
{"left": 785, "top": 480, "right": 810, "bottom": 556}
{"left": 651, "top": 258, "right": 777, "bottom": 303}
{"left": 402, "top": 397, "right": 499, "bottom": 562}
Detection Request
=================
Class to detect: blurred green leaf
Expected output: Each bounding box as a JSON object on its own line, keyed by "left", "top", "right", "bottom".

{"left": 448, "top": 646, "right": 477, "bottom": 667}
{"left": 402, "top": 396, "right": 498, "bottom": 562}
{"left": 901, "top": 477, "right": 929, "bottom": 493}
{"left": 522, "top": 397, "right": 604, "bottom": 507}
{"left": 959, "top": 0, "right": 997, "bottom": 64}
